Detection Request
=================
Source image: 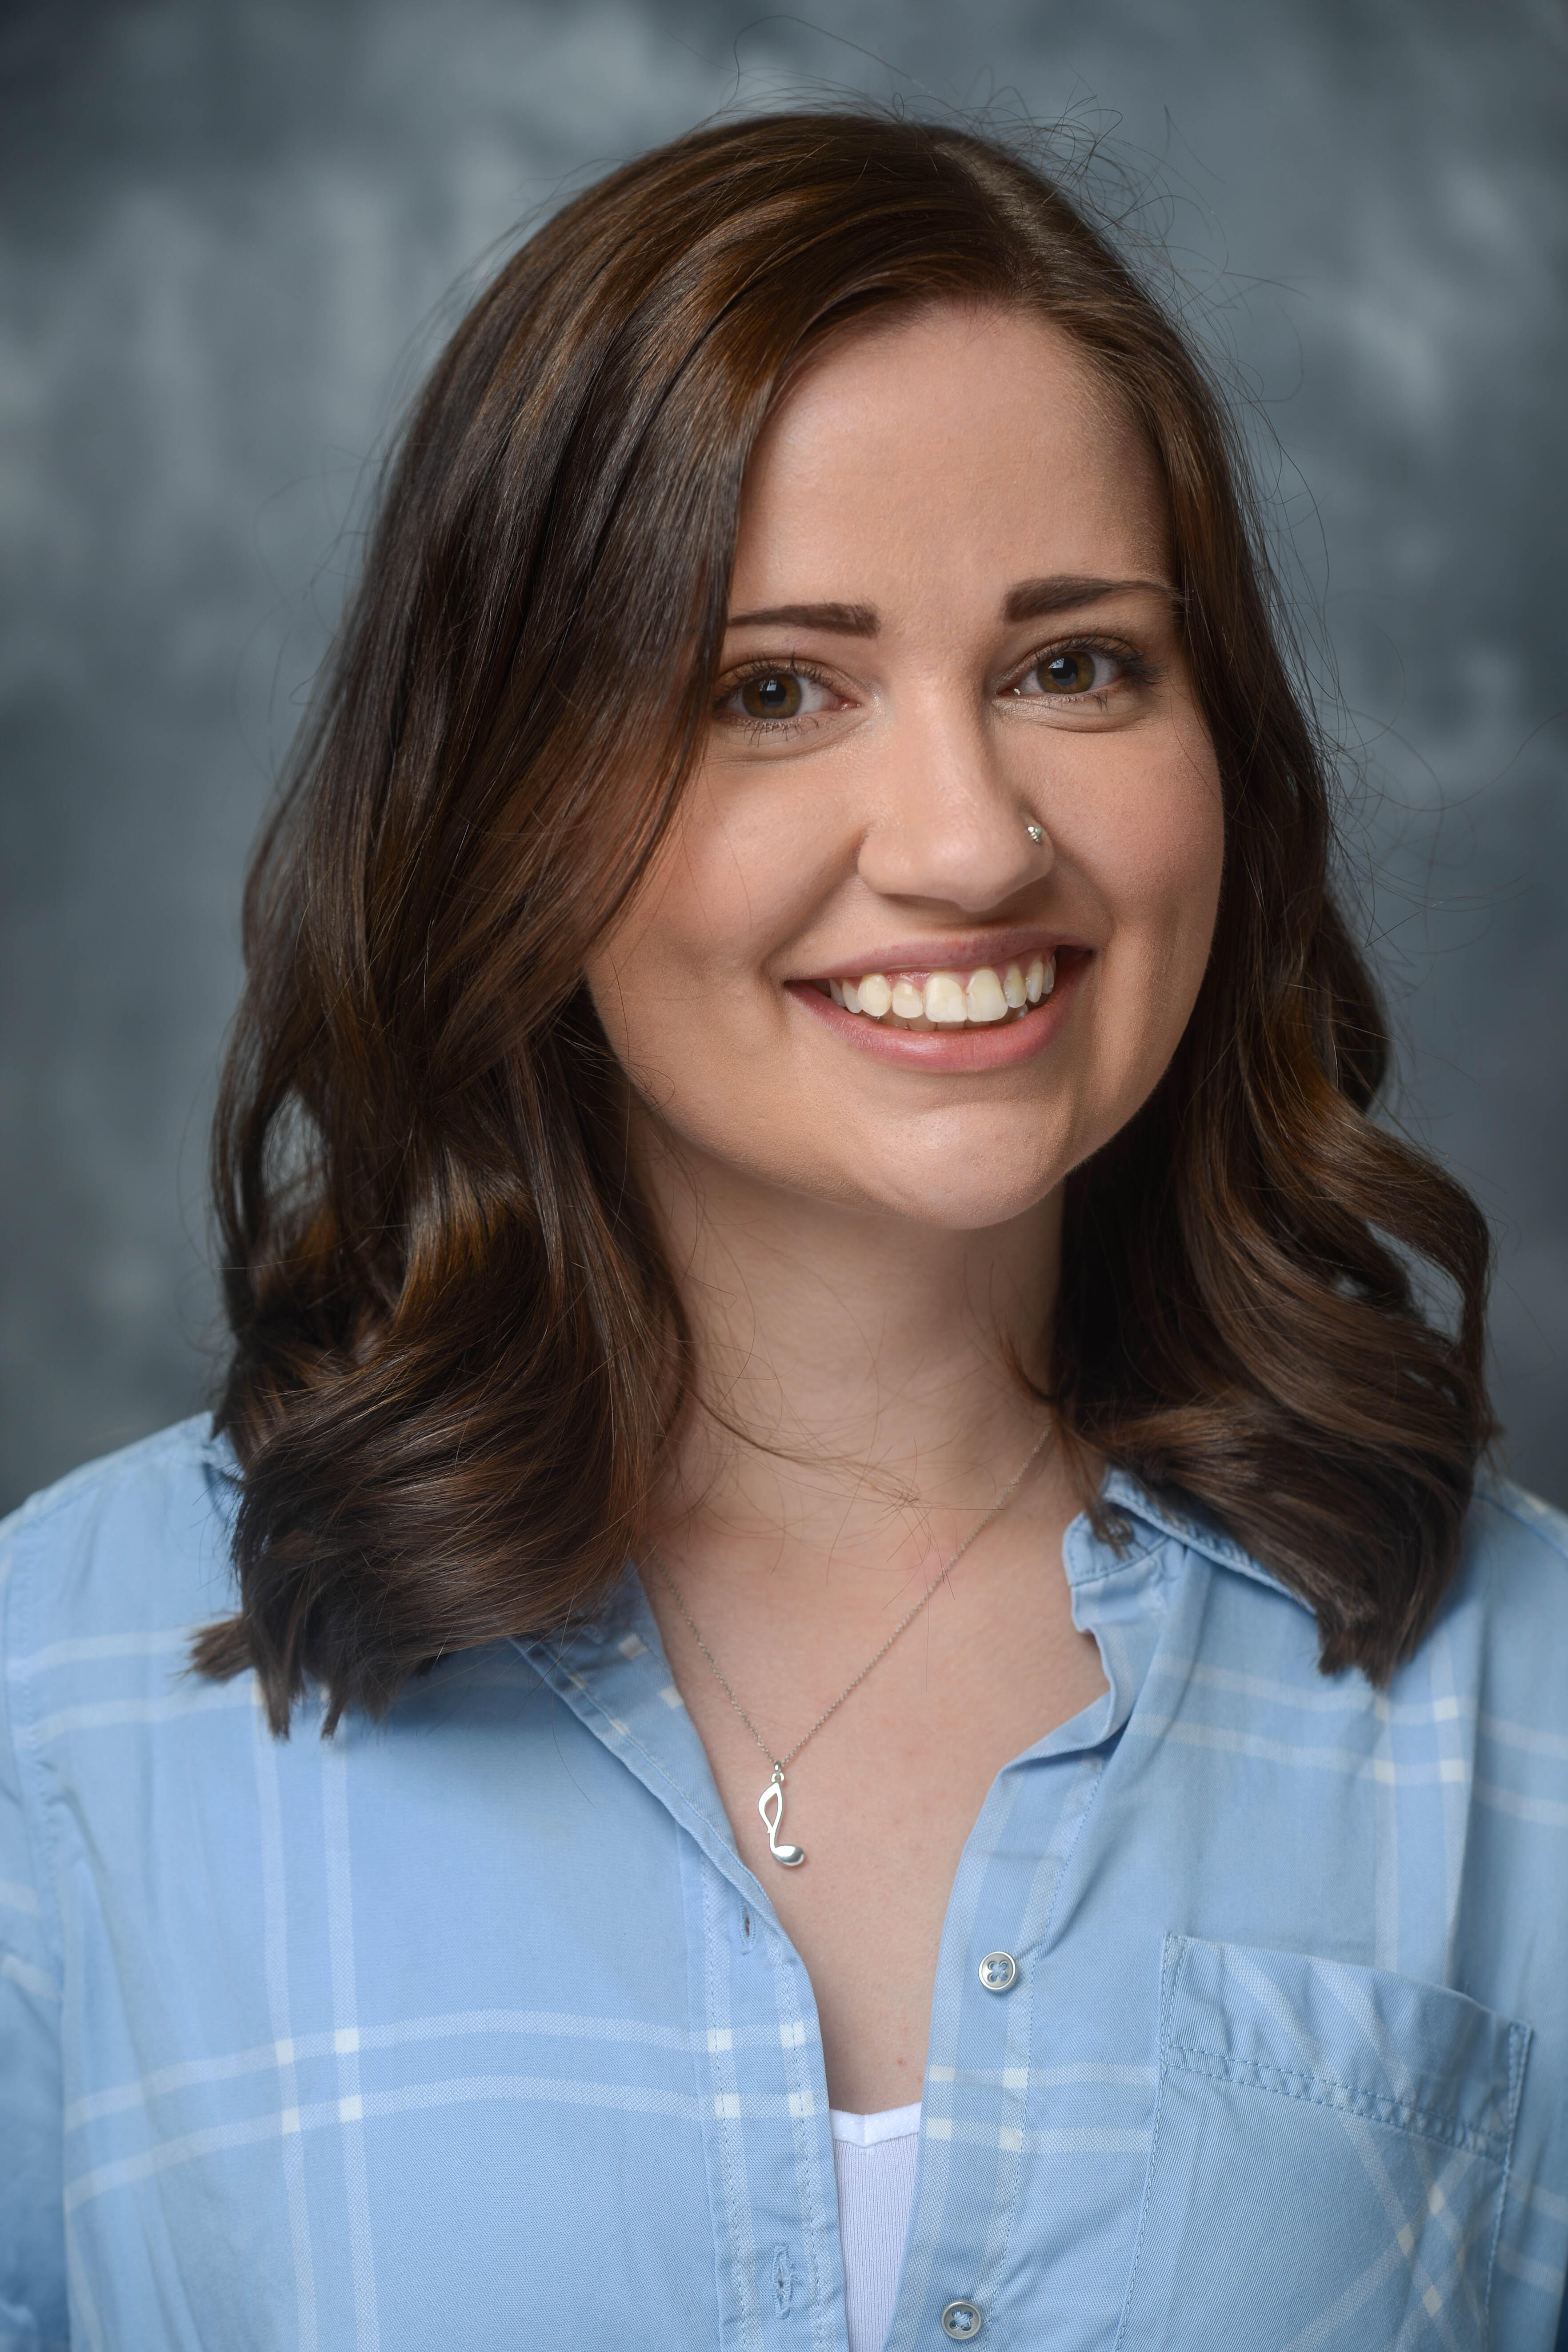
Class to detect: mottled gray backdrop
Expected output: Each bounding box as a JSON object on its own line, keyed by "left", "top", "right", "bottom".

{"left": 3, "top": 0, "right": 1564, "bottom": 1513}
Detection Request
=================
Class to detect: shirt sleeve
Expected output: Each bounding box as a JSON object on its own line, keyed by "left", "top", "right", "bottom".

{"left": 0, "top": 1504, "right": 69, "bottom": 2352}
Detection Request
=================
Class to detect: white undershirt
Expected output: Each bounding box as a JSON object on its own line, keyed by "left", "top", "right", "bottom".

{"left": 828, "top": 2103, "right": 923, "bottom": 2352}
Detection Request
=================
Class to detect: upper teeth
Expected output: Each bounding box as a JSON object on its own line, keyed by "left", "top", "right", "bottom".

{"left": 827, "top": 957, "right": 1054, "bottom": 1026}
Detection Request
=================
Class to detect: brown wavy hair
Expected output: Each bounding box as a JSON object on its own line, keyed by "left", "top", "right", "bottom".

{"left": 196, "top": 108, "right": 1495, "bottom": 1732}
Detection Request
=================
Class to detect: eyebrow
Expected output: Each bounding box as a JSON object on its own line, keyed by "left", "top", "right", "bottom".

{"left": 1004, "top": 575, "right": 1178, "bottom": 622}
{"left": 724, "top": 577, "right": 1176, "bottom": 637}
{"left": 724, "top": 600, "right": 879, "bottom": 635}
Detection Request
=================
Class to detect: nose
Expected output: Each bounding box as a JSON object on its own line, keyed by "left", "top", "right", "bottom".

{"left": 854, "top": 688, "right": 1051, "bottom": 913}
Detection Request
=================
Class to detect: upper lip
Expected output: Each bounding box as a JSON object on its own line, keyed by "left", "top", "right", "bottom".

{"left": 786, "top": 927, "right": 1083, "bottom": 985}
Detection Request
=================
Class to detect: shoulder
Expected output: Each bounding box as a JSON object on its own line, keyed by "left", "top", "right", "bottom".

{"left": 1454, "top": 1474, "right": 1568, "bottom": 1615}
{"left": 1440, "top": 1473, "right": 1568, "bottom": 1679}
{"left": 0, "top": 1415, "right": 238, "bottom": 1671}
{"left": 1465, "top": 1474, "right": 1568, "bottom": 1571}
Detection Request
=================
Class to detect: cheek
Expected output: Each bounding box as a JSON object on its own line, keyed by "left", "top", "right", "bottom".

{"left": 1075, "top": 738, "right": 1225, "bottom": 1076}
{"left": 1127, "top": 781, "right": 1224, "bottom": 961}
{"left": 582, "top": 784, "right": 806, "bottom": 1065}
{"left": 587, "top": 800, "right": 740, "bottom": 1024}
{"left": 1101, "top": 709, "right": 1223, "bottom": 923}
{"left": 594, "top": 761, "right": 860, "bottom": 1012}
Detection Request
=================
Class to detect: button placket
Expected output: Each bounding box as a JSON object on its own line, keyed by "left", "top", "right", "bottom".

{"left": 937, "top": 1945, "right": 1019, "bottom": 2337}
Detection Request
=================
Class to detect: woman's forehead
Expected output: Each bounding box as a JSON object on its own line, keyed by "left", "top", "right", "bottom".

{"left": 731, "top": 304, "right": 1167, "bottom": 617}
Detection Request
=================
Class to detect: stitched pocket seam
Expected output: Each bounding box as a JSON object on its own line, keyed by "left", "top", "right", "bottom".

{"left": 1167, "top": 2039, "right": 1511, "bottom": 2162}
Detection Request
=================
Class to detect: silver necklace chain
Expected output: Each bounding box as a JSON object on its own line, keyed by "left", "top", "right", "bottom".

{"left": 645, "top": 1426, "right": 1051, "bottom": 1867}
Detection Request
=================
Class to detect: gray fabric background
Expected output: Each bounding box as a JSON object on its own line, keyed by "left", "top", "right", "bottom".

{"left": 2, "top": 0, "right": 1564, "bottom": 1514}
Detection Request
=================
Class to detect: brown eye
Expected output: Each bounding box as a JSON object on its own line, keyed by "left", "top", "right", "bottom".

{"left": 739, "top": 672, "right": 804, "bottom": 719}
{"left": 1036, "top": 648, "right": 1098, "bottom": 695}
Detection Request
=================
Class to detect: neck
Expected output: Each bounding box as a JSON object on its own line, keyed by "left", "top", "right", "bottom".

{"left": 641, "top": 1126, "right": 1066, "bottom": 1588}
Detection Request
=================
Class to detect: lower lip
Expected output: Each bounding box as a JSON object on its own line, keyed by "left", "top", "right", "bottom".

{"left": 786, "top": 957, "right": 1086, "bottom": 1071}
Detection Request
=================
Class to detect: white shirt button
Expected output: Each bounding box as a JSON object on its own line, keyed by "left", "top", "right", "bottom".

{"left": 977, "top": 1950, "right": 1017, "bottom": 1992}
{"left": 941, "top": 2299, "right": 984, "bottom": 2338}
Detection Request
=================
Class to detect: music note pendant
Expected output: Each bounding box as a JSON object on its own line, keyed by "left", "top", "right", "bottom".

{"left": 758, "top": 1766, "right": 806, "bottom": 1868}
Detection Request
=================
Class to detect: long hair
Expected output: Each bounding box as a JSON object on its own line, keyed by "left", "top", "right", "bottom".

{"left": 196, "top": 109, "right": 1494, "bottom": 1732}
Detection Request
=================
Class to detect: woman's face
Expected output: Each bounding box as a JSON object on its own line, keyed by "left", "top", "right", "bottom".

{"left": 585, "top": 302, "right": 1224, "bottom": 1231}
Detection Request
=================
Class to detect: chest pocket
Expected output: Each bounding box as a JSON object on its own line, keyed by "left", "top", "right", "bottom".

{"left": 1115, "top": 1935, "right": 1529, "bottom": 2351}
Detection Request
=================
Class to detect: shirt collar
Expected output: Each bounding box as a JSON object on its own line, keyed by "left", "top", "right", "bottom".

{"left": 1089, "top": 1464, "right": 1309, "bottom": 1610}
{"left": 514, "top": 1574, "right": 777, "bottom": 1909}
{"left": 1021, "top": 1467, "right": 1312, "bottom": 1758}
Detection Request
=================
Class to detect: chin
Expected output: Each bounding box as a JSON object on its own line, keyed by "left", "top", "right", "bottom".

{"left": 840, "top": 1158, "right": 1067, "bottom": 1232}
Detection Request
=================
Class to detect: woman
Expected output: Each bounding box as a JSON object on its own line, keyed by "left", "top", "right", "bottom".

{"left": 2, "top": 109, "right": 1564, "bottom": 2352}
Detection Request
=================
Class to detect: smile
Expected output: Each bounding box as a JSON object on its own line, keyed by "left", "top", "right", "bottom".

{"left": 818, "top": 956, "right": 1054, "bottom": 1031}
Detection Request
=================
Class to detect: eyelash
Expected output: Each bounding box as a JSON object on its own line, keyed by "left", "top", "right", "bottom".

{"left": 717, "top": 656, "right": 843, "bottom": 741}
{"left": 712, "top": 635, "right": 1160, "bottom": 740}
{"left": 1005, "top": 636, "right": 1160, "bottom": 704}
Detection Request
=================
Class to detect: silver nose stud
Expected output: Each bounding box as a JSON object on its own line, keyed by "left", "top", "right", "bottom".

{"left": 1024, "top": 820, "right": 1044, "bottom": 844}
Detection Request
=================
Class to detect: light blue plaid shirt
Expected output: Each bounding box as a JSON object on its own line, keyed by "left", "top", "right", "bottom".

{"left": 2, "top": 1416, "right": 1566, "bottom": 2351}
